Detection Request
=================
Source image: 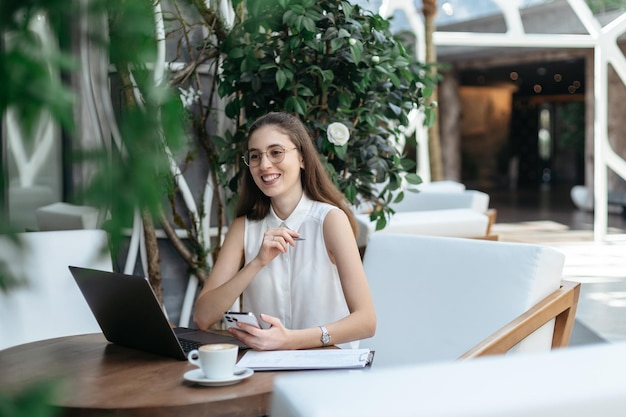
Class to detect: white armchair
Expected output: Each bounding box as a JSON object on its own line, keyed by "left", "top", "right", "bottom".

{"left": 0, "top": 230, "right": 112, "bottom": 350}
{"left": 359, "top": 233, "right": 579, "bottom": 367}
{"left": 354, "top": 182, "right": 495, "bottom": 248}
{"left": 270, "top": 233, "right": 583, "bottom": 417}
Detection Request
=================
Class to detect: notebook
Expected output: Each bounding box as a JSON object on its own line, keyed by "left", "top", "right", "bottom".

{"left": 236, "top": 349, "right": 375, "bottom": 371}
{"left": 68, "top": 266, "right": 248, "bottom": 360}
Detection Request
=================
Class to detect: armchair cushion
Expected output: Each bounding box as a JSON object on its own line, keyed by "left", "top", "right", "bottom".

{"left": 390, "top": 189, "right": 490, "bottom": 213}
{"left": 355, "top": 208, "right": 490, "bottom": 248}
{"left": 416, "top": 180, "right": 466, "bottom": 193}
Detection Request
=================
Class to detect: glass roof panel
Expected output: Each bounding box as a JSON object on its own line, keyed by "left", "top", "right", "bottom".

{"left": 436, "top": 0, "right": 503, "bottom": 25}
{"left": 520, "top": 0, "right": 555, "bottom": 7}
{"left": 585, "top": 0, "right": 626, "bottom": 14}
{"left": 352, "top": 0, "right": 381, "bottom": 12}
{"left": 358, "top": 0, "right": 625, "bottom": 33}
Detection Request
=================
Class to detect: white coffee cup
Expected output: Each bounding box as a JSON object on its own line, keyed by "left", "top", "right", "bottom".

{"left": 187, "top": 343, "right": 239, "bottom": 379}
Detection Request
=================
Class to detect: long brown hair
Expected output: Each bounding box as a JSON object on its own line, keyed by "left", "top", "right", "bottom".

{"left": 235, "top": 112, "right": 358, "bottom": 237}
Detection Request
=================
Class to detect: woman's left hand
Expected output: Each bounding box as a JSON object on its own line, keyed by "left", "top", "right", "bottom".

{"left": 227, "top": 313, "right": 291, "bottom": 350}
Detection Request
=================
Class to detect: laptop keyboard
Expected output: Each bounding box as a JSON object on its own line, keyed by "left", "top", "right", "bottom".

{"left": 178, "top": 338, "right": 204, "bottom": 353}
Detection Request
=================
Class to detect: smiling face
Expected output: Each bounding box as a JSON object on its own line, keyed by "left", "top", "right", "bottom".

{"left": 247, "top": 125, "right": 304, "bottom": 202}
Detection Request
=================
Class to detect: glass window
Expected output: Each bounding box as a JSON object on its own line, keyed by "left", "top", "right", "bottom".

{"left": 2, "top": 13, "right": 63, "bottom": 231}
{"left": 4, "top": 113, "right": 62, "bottom": 232}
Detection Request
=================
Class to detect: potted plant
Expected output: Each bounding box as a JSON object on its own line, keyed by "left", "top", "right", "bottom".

{"left": 94, "top": 0, "right": 436, "bottom": 313}
{"left": 215, "top": 0, "right": 435, "bottom": 230}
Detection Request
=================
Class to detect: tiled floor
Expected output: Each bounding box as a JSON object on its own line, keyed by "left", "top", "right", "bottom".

{"left": 486, "top": 185, "right": 626, "bottom": 346}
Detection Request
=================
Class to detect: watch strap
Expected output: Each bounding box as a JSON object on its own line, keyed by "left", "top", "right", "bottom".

{"left": 319, "top": 325, "right": 331, "bottom": 347}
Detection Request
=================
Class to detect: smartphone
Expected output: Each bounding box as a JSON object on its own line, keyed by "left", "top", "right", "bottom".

{"left": 223, "top": 311, "right": 261, "bottom": 331}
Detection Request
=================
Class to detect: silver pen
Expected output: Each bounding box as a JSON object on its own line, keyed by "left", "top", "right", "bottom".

{"left": 280, "top": 222, "right": 304, "bottom": 240}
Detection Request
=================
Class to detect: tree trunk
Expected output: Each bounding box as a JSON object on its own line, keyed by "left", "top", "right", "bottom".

{"left": 142, "top": 209, "right": 163, "bottom": 304}
{"left": 116, "top": 66, "right": 164, "bottom": 304}
{"left": 423, "top": 0, "right": 443, "bottom": 181}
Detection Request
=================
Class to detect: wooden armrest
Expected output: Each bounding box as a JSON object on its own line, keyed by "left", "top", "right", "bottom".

{"left": 471, "top": 234, "right": 499, "bottom": 241}
{"left": 485, "top": 208, "right": 497, "bottom": 236}
{"left": 468, "top": 209, "right": 499, "bottom": 241}
{"left": 458, "top": 280, "right": 581, "bottom": 359}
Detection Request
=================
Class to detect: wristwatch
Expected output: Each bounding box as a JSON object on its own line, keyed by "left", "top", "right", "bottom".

{"left": 319, "top": 326, "right": 331, "bottom": 347}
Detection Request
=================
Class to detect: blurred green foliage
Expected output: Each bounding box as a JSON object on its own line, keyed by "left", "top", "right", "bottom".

{"left": 557, "top": 101, "right": 585, "bottom": 154}
{"left": 0, "top": 379, "right": 62, "bottom": 417}
{"left": 0, "top": 0, "right": 75, "bottom": 140}
{"left": 1, "top": 2, "right": 78, "bottom": 292}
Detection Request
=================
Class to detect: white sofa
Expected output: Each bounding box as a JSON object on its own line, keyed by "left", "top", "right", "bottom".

{"left": 270, "top": 341, "right": 626, "bottom": 417}
{"left": 0, "top": 230, "right": 112, "bottom": 350}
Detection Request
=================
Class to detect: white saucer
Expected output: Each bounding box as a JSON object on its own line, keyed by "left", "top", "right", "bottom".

{"left": 183, "top": 367, "right": 254, "bottom": 387}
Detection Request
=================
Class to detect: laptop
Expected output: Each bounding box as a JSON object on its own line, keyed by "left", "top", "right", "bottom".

{"left": 68, "top": 266, "right": 248, "bottom": 360}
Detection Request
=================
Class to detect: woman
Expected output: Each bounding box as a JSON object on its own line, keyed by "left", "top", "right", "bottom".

{"left": 193, "top": 112, "right": 376, "bottom": 350}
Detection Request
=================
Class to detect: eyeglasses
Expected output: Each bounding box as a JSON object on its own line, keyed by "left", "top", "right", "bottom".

{"left": 242, "top": 145, "right": 297, "bottom": 167}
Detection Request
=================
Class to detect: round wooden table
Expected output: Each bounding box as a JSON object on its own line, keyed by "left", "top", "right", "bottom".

{"left": 0, "top": 333, "right": 280, "bottom": 417}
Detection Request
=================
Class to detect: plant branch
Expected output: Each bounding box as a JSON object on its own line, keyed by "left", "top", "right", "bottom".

{"left": 159, "top": 208, "right": 209, "bottom": 283}
{"left": 141, "top": 208, "right": 164, "bottom": 303}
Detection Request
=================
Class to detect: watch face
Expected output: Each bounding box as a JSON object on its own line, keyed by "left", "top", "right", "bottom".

{"left": 322, "top": 334, "right": 330, "bottom": 344}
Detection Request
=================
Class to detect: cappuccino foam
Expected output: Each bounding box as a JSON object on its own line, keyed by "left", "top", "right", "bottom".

{"left": 199, "top": 343, "right": 237, "bottom": 352}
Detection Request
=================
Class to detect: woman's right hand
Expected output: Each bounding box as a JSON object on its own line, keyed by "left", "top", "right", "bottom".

{"left": 256, "top": 227, "right": 301, "bottom": 266}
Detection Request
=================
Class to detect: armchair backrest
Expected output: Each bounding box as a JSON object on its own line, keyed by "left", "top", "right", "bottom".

{"left": 360, "top": 233, "right": 565, "bottom": 367}
{"left": 271, "top": 342, "right": 626, "bottom": 417}
{"left": 0, "top": 230, "right": 112, "bottom": 350}
{"left": 390, "top": 189, "right": 490, "bottom": 213}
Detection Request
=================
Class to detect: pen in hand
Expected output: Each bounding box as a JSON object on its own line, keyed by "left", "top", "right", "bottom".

{"left": 279, "top": 222, "right": 304, "bottom": 241}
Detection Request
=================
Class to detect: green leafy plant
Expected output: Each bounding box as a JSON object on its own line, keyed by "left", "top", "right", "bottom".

{"left": 216, "top": 0, "right": 435, "bottom": 229}
{"left": 557, "top": 101, "right": 584, "bottom": 154}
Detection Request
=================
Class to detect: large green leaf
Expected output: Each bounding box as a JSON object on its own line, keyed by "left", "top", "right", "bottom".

{"left": 276, "top": 68, "right": 288, "bottom": 90}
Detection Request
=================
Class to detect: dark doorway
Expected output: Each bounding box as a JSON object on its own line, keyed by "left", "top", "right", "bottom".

{"left": 458, "top": 58, "right": 586, "bottom": 189}
{"left": 508, "top": 97, "right": 585, "bottom": 189}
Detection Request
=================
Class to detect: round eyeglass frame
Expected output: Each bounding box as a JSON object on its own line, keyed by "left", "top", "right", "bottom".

{"left": 242, "top": 145, "right": 297, "bottom": 167}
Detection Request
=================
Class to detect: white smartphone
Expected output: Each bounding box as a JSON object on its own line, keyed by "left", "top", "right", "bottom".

{"left": 223, "top": 311, "right": 261, "bottom": 331}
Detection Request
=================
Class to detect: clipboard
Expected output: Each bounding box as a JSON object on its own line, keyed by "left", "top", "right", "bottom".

{"left": 236, "top": 348, "right": 375, "bottom": 371}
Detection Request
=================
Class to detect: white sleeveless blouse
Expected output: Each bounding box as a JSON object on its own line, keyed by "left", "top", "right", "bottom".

{"left": 242, "top": 194, "right": 350, "bottom": 332}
